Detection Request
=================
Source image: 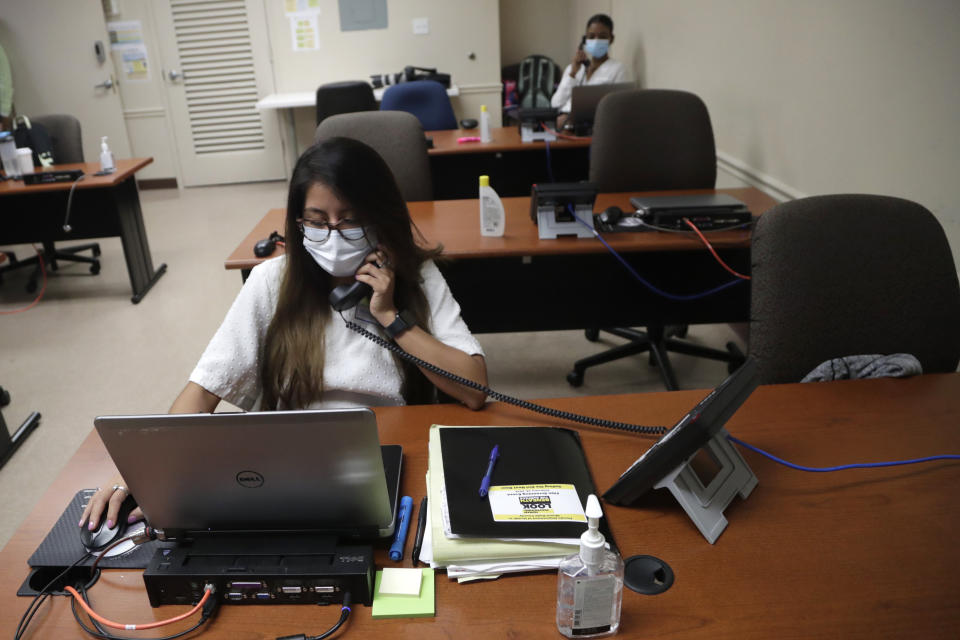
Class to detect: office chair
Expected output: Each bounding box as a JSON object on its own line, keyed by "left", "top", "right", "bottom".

{"left": 568, "top": 89, "right": 740, "bottom": 391}
{"left": 750, "top": 194, "right": 960, "bottom": 384}
{"left": 380, "top": 80, "right": 458, "bottom": 131}
{"left": 0, "top": 114, "right": 101, "bottom": 293}
{"left": 314, "top": 111, "right": 433, "bottom": 201}
{"left": 315, "top": 80, "right": 377, "bottom": 126}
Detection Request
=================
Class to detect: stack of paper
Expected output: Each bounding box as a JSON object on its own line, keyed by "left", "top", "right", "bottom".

{"left": 422, "top": 425, "right": 607, "bottom": 581}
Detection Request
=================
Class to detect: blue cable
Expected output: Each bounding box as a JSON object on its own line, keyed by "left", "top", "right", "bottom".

{"left": 727, "top": 435, "right": 960, "bottom": 472}
{"left": 544, "top": 139, "right": 555, "bottom": 183}
{"left": 569, "top": 206, "right": 746, "bottom": 301}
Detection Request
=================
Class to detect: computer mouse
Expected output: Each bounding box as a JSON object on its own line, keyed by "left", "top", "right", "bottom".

{"left": 253, "top": 236, "right": 276, "bottom": 257}
{"left": 599, "top": 206, "right": 624, "bottom": 226}
{"left": 80, "top": 494, "right": 138, "bottom": 551}
{"left": 460, "top": 118, "right": 478, "bottom": 130}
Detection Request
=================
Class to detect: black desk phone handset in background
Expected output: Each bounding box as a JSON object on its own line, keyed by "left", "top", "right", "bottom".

{"left": 329, "top": 281, "right": 371, "bottom": 311}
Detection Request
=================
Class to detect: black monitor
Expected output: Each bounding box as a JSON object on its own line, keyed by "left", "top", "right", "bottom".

{"left": 604, "top": 358, "right": 759, "bottom": 505}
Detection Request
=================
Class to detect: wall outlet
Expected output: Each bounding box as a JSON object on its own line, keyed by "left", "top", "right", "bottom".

{"left": 412, "top": 17, "right": 429, "bottom": 35}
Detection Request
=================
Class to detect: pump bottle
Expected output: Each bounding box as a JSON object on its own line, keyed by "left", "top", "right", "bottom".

{"left": 479, "top": 104, "right": 492, "bottom": 143}
{"left": 99, "top": 136, "right": 115, "bottom": 173}
{"left": 478, "top": 175, "right": 505, "bottom": 237}
{"left": 556, "top": 495, "right": 623, "bottom": 638}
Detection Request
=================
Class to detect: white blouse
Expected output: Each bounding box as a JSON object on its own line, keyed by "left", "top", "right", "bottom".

{"left": 189, "top": 256, "right": 484, "bottom": 410}
{"left": 550, "top": 58, "right": 628, "bottom": 114}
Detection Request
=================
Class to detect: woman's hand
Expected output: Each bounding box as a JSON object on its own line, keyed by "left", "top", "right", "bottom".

{"left": 79, "top": 474, "right": 143, "bottom": 532}
{"left": 355, "top": 246, "right": 397, "bottom": 326}
{"left": 571, "top": 46, "right": 588, "bottom": 76}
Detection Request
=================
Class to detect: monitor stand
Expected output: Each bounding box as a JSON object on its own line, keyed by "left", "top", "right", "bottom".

{"left": 653, "top": 428, "right": 757, "bottom": 544}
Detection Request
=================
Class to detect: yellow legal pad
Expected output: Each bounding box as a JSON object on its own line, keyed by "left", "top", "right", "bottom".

{"left": 371, "top": 568, "right": 435, "bottom": 619}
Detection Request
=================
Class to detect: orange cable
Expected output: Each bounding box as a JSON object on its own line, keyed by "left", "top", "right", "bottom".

{"left": 683, "top": 217, "right": 751, "bottom": 280}
{"left": 64, "top": 584, "right": 212, "bottom": 631}
{"left": 0, "top": 246, "right": 47, "bottom": 314}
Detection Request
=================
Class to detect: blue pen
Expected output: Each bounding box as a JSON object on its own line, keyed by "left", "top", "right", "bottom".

{"left": 478, "top": 445, "right": 500, "bottom": 497}
{"left": 389, "top": 496, "right": 414, "bottom": 561}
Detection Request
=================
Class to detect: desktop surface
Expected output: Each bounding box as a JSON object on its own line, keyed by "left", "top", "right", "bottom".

{"left": 2, "top": 375, "right": 958, "bottom": 638}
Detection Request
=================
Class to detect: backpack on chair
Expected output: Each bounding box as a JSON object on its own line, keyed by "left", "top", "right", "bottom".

{"left": 517, "top": 55, "right": 559, "bottom": 109}
{"left": 12, "top": 116, "right": 55, "bottom": 167}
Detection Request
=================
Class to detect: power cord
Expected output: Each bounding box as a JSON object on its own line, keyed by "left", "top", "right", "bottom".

{"left": 15, "top": 551, "right": 92, "bottom": 640}
{"left": 62, "top": 174, "right": 86, "bottom": 233}
{"left": 277, "top": 591, "right": 353, "bottom": 640}
{"left": 341, "top": 315, "right": 666, "bottom": 436}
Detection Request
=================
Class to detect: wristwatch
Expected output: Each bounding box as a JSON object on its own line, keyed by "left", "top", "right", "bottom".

{"left": 383, "top": 309, "right": 416, "bottom": 340}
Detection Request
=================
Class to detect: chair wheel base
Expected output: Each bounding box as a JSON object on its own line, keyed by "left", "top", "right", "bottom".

{"left": 566, "top": 370, "right": 584, "bottom": 387}
{"left": 584, "top": 328, "right": 600, "bottom": 342}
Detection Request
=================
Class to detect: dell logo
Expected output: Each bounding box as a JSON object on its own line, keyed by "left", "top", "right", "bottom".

{"left": 236, "top": 471, "right": 264, "bottom": 488}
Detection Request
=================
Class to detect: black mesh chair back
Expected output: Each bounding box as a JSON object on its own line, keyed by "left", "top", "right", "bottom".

{"left": 750, "top": 194, "right": 960, "bottom": 384}
{"left": 589, "top": 89, "right": 717, "bottom": 192}
{"left": 315, "top": 111, "right": 432, "bottom": 201}
{"left": 316, "top": 81, "right": 377, "bottom": 126}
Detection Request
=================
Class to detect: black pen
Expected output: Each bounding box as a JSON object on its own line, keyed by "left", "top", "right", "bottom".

{"left": 411, "top": 496, "right": 428, "bottom": 567}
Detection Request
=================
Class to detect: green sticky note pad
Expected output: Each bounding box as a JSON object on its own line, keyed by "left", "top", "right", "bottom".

{"left": 371, "top": 568, "right": 435, "bottom": 619}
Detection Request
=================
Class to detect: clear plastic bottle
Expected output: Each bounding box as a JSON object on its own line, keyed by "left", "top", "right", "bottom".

{"left": 0, "top": 131, "right": 20, "bottom": 178}
{"left": 478, "top": 175, "right": 505, "bottom": 237}
{"left": 479, "top": 104, "right": 492, "bottom": 143}
{"left": 556, "top": 495, "right": 623, "bottom": 638}
{"left": 99, "top": 136, "right": 115, "bottom": 173}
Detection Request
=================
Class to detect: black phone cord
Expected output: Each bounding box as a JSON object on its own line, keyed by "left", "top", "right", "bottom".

{"left": 343, "top": 318, "right": 666, "bottom": 436}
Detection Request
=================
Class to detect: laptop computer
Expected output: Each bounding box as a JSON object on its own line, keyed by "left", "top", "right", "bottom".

{"left": 94, "top": 409, "right": 401, "bottom": 541}
{"left": 570, "top": 82, "right": 635, "bottom": 134}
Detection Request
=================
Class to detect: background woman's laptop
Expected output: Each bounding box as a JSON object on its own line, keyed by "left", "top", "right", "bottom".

{"left": 570, "top": 82, "right": 635, "bottom": 134}
{"left": 94, "top": 409, "right": 401, "bottom": 540}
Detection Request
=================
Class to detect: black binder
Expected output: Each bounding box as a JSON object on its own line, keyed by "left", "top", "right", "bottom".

{"left": 438, "top": 426, "right": 613, "bottom": 544}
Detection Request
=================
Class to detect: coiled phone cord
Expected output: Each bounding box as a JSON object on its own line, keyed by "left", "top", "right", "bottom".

{"left": 342, "top": 317, "right": 666, "bottom": 436}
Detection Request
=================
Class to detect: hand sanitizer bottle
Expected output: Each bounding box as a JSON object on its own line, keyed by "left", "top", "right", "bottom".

{"left": 99, "top": 136, "right": 115, "bottom": 173}
{"left": 556, "top": 495, "right": 624, "bottom": 638}
{"left": 478, "top": 175, "right": 505, "bottom": 237}
{"left": 479, "top": 104, "right": 492, "bottom": 143}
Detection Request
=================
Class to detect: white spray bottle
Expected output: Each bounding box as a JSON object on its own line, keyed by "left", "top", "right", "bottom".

{"left": 99, "top": 136, "right": 115, "bottom": 173}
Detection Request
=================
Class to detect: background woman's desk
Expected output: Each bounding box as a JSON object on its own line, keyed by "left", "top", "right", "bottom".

{"left": 426, "top": 127, "right": 591, "bottom": 199}
{"left": 225, "top": 188, "right": 777, "bottom": 332}
{"left": 0, "top": 158, "right": 165, "bottom": 303}
{"left": 1, "top": 376, "right": 958, "bottom": 638}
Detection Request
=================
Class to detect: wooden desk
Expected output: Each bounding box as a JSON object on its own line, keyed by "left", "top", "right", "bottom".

{"left": 426, "top": 126, "right": 590, "bottom": 199}
{"left": 2, "top": 375, "right": 958, "bottom": 638}
{"left": 1, "top": 158, "right": 166, "bottom": 303}
{"left": 225, "top": 188, "right": 778, "bottom": 332}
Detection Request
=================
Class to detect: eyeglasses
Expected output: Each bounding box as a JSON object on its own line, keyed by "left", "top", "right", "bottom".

{"left": 296, "top": 217, "right": 367, "bottom": 244}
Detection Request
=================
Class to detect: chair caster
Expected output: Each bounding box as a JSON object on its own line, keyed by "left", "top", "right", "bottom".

{"left": 0, "top": 386, "right": 10, "bottom": 407}
{"left": 90, "top": 261, "right": 101, "bottom": 275}
{"left": 726, "top": 342, "right": 746, "bottom": 373}
{"left": 566, "top": 370, "right": 584, "bottom": 387}
{"left": 584, "top": 328, "right": 600, "bottom": 342}
{"left": 26, "top": 279, "right": 38, "bottom": 294}
{"left": 92, "top": 247, "right": 102, "bottom": 257}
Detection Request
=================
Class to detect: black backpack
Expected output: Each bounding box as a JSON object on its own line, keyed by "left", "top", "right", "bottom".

{"left": 13, "top": 116, "right": 55, "bottom": 167}
{"left": 517, "top": 55, "right": 559, "bottom": 109}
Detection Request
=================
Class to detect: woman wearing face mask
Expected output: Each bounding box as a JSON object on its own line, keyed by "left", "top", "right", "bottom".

{"left": 80, "top": 137, "right": 488, "bottom": 530}
{"left": 551, "top": 13, "right": 627, "bottom": 130}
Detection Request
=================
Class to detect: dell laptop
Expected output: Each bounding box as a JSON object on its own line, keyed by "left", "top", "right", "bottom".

{"left": 94, "top": 409, "right": 401, "bottom": 540}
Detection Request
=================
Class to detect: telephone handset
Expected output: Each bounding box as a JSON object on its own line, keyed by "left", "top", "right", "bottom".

{"left": 329, "top": 281, "right": 371, "bottom": 311}
{"left": 578, "top": 35, "right": 588, "bottom": 67}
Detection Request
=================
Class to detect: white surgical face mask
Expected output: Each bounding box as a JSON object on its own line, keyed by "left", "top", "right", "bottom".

{"left": 303, "top": 228, "right": 376, "bottom": 277}
{"left": 584, "top": 38, "right": 610, "bottom": 59}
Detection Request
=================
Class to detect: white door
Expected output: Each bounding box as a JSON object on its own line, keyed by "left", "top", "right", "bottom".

{"left": 1, "top": 0, "right": 131, "bottom": 162}
{"left": 152, "top": 0, "right": 286, "bottom": 186}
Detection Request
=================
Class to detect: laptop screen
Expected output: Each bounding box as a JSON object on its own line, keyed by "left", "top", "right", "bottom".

{"left": 570, "top": 82, "right": 635, "bottom": 129}
{"left": 94, "top": 408, "right": 398, "bottom": 540}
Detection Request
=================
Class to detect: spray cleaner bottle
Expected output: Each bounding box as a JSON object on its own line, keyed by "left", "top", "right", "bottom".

{"left": 556, "top": 495, "right": 623, "bottom": 638}
{"left": 478, "top": 175, "right": 505, "bottom": 237}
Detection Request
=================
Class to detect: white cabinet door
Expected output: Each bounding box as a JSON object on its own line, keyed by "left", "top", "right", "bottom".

{"left": 152, "top": 0, "right": 286, "bottom": 186}
{"left": 3, "top": 0, "right": 132, "bottom": 163}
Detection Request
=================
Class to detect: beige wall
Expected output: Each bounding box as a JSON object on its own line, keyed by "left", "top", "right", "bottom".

{"left": 499, "top": 0, "right": 574, "bottom": 68}
{"left": 264, "top": 0, "right": 504, "bottom": 147}
{"left": 607, "top": 0, "right": 960, "bottom": 266}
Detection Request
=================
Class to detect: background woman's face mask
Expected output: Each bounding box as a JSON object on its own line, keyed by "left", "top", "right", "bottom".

{"left": 584, "top": 38, "right": 610, "bottom": 59}
{"left": 303, "top": 228, "right": 376, "bottom": 277}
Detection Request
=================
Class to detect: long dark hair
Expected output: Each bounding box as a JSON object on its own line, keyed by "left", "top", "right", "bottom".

{"left": 260, "top": 137, "right": 440, "bottom": 409}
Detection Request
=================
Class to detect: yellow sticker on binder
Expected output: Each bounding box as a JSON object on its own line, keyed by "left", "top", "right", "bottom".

{"left": 488, "top": 484, "right": 587, "bottom": 522}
